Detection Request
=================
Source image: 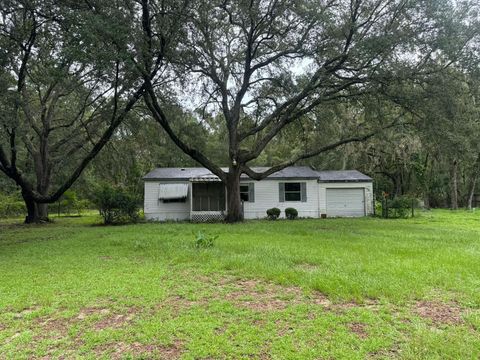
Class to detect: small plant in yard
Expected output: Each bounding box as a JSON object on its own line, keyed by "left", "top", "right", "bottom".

{"left": 285, "top": 207, "right": 298, "bottom": 220}
{"left": 266, "top": 207, "right": 281, "bottom": 220}
{"left": 194, "top": 231, "right": 217, "bottom": 248}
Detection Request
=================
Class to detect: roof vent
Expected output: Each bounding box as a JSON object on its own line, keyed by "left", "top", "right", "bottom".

{"left": 180, "top": 168, "right": 186, "bottom": 171}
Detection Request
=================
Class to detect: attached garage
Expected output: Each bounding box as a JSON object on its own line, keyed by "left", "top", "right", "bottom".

{"left": 326, "top": 188, "right": 365, "bottom": 217}
{"left": 317, "top": 170, "right": 374, "bottom": 217}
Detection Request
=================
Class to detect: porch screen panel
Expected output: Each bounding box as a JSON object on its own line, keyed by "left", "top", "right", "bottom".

{"left": 192, "top": 183, "right": 226, "bottom": 211}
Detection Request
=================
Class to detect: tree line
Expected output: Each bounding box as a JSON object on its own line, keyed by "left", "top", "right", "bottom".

{"left": 1, "top": 0, "right": 479, "bottom": 222}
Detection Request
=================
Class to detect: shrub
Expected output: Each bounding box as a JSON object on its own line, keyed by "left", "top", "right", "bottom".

{"left": 0, "top": 193, "right": 25, "bottom": 218}
{"left": 285, "top": 207, "right": 298, "bottom": 220}
{"left": 266, "top": 207, "right": 281, "bottom": 220}
{"left": 92, "top": 184, "right": 139, "bottom": 224}
{"left": 382, "top": 196, "right": 420, "bottom": 218}
{"left": 194, "top": 231, "right": 217, "bottom": 248}
{"left": 374, "top": 200, "right": 383, "bottom": 217}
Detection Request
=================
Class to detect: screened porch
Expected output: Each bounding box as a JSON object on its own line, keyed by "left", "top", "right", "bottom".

{"left": 190, "top": 181, "right": 226, "bottom": 222}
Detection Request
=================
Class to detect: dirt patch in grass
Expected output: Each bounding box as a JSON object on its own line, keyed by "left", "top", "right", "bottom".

{"left": 77, "top": 306, "right": 111, "bottom": 320}
{"left": 157, "top": 295, "right": 206, "bottom": 313}
{"left": 218, "top": 277, "right": 381, "bottom": 313}
{"left": 184, "top": 275, "right": 382, "bottom": 313}
{"left": 368, "top": 344, "right": 401, "bottom": 359}
{"left": 348, "top": 322, "right": 368, "bottom": 338}
{"left": 94, "top": 307, "right": 139, "bottom": 330}
{"left": 414, "top": 301, "right": 463, "bottom": 325}
{"left": 94, "top": 340, "right": 183, "bottom": 359}
{"left": 33, "top": 305, "right": 139, "bottom": 342}
{"left": 12, "top": 305, "right": 42, "bottom": 319}
{"left": 35, "top": 316, "right": 72, "bottom": 340}
{"left": 224, "top": 279, "right": 306, "bottom": 311}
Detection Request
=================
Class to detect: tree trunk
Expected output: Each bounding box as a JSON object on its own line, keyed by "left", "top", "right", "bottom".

{"left": 467, "top": 154, "right": 480, "bottom": 210}
{"left": 225, "top": 167, "right": 243, "bottom": 223}
{"left": 467, "top": 183, "right": 476, "bottom": 210}
{"left": 394, "top": 172, "right": 402, "bottom": 197}
{"left": 22, "top": 190, "right": 49, "bottom": 224}
{"left": 450, "top": 159, "right": 458, "bottom": 210}
{"left": 37, "top": 202, "right": 49, "bottom": 219}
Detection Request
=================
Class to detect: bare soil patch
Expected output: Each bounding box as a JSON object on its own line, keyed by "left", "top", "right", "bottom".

{"left": 12, "top": 305, "right": 41, "bottom": 319}
{"left": 178, "top": 275, "right": 382, "bottom": 313}
{"left": 94, "top": 310, "right": 138, "bottom": 330}
{"left": 222, "top": 278, "right": 339, "bottom": 311}
{"left": 348, "top": 322, "right": 368, "bottom": 338}
{"left": 95, "top": 340, "right": 183, "bottom": 359}
{"left": 414, "top": 301, "right": 463, "bottom": 325}
{"left": 224, "top": 279, "right": 305, "bottom": 311}
{"left": 33, "top": 305, "right": 139, "bottom": 342}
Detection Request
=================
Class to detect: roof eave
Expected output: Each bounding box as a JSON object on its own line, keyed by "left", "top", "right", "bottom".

{"left": 318, "top": 179, "right": 373, "bottom": 183}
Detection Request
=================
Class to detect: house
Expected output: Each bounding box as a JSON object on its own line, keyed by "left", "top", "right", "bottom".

{"left": 143, "top": 166, "right": 374, "bottom": 221}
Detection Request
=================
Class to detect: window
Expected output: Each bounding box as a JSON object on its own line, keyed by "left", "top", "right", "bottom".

{"left": 240, "top": 185, "right": 250, "bottom": 202}
{"left": 279, "top": 182, "right": 306, "bottom": 202}
{"left": 284, "top": 182, "right": 301, "bottom": 201}
{"left": 240, "top": 183, "right": 255, "bottom": 202}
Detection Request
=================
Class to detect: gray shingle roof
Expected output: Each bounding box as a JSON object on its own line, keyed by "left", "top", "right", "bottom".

{"left": 316, "top": 170, "right": 372, "bottom": 182}
{"left": 143, "top": 166, "right": 320, "bottom": 180}
{"left": 144, "top": 166, "right": 372, "bottom": 182}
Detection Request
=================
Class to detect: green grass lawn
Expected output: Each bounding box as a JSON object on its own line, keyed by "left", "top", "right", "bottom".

{"left": 0, "top": 210, "right": 479, "bottom": 359}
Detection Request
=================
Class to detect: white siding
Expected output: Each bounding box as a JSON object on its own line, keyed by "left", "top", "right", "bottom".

{"left": 144, "top": 181, "right": 190, "bottom": 221}
{"left": 318, "top": 182, "right": 374, "bottom": 216}
{"left": 242, "top": 180, "right": 320, "bottom": 219}
{"left": 144, "top": 178, "right": 373, "bottom": 221}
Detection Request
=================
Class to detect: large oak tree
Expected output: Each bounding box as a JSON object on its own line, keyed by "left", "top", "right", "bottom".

{"left": 0, "top": 0, "right": 182, "bottom": 222}
{"left": 136, "top": 0, "right": 473, "bottom": 221}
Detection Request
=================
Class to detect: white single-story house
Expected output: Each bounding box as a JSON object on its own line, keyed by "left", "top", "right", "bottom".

{"left": 143, "top": 166, "right": 373, "bottom": 221}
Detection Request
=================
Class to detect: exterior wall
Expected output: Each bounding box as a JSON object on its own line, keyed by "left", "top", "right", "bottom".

{"left": 144, "top": 180, "right": 191, "bottom": 221}
{"left": 241, "top": 179, "right": 320, "bottom": 219}
{"left": 318, "top": 182, "right": 374, "bottom": 216}
{"left": 144, "top": 179, "right": 374, "bottom": 221}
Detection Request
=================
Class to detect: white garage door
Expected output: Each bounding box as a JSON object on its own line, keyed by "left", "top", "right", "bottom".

{"left": 326, "top": 188, "right": 365, "bottom": 217}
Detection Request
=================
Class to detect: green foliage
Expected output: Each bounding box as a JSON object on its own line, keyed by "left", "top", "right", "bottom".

{"left": 266, "top": 207, "right": 281, "bottom": 220}
{"left": 375, "top": 200, "right": 383, "bottom": 216}
{"left": 0, "top": 193, "right": 25, "bottom": 218}
{"left": 194, "top": 231, "right": 217, "bottom": 249}
{"left": 285, "top": 207, "right": 298, "bottom": 220}
{"left": 92, "top": 184, "right": 139, "bottom": 225}
{"left": 382, "top": 196, "right": 420, "bottom": 218}
{"left": 56, "top": 190, "right": 91, "bottom": 216}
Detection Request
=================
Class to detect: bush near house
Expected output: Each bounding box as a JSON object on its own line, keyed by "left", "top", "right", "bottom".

{"left": 266, "top": 207, "right": 281, "bottom": 220}
{"left": 285, "top": 207, "right": 298, "bottom": 220}
{"left": 92, "top": 184, "right": 139, "bottom": 224}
